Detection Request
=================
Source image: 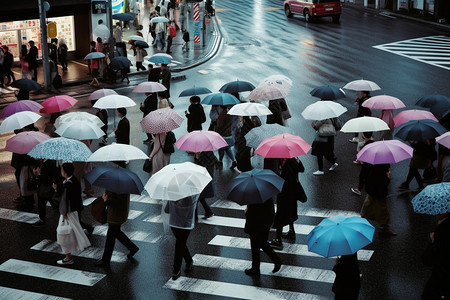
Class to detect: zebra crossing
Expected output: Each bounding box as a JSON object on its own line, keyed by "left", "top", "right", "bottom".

{"left": 373, "top": 35, "right": 450, "bottom": 71}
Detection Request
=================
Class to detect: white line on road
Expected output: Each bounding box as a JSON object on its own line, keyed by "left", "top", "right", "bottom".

{"left": 94, "top": 225, "right": 162, "bottom": 243}
{"left": 0, "top": 208, "right": 39, "bottom": 224}
{"left": 0, "top": 286, "right": 71, "bottom": 300}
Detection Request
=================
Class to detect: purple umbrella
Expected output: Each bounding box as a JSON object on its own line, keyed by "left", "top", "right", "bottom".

{"left": 0, "top": 100, "right": 43, "bottom": 118}
{"left": 5, "top": 131, "right": 50, "bottom": 154}
{"left": 356, "top": 140, "right": 413, "bottom": 165}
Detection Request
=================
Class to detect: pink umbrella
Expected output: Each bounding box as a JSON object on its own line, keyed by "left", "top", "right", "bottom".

{"left": 40, "top": 95, "right": 77, "bottom": 114}
{"left": 133, "top": 82, "right": 167, "bottom": 93}
{"left": 356, "top": 140, "right": 413, "bottom": 165}
{"left": 0, "top": 100, "right": 43, "bottom": 118}
{"left": 362, "top": 95, "right": 405, "bottom": 110}
{"left": 140, "top": 107, "right": 184, "bottom": 134}
{"left": 5, "top": 131, "right": 50, "bottom": 154}
{"left": 436, "top": 132, "right": 450, "bottom": 149}
{"left": 175, "top": 130, "right": 227, "bottom": 152}
{"left": 393, "top": 109, "right": 439, "bottom": 127}
{"left": 255, "top": 133, "right": 311, "bottom": 158}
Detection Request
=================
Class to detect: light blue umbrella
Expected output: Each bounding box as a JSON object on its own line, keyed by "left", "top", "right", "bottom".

{"left": 28, "top": 137, "right": 92, "bottom": 162}
{"left": 307, "top": 216, "right": 375, "bottom": 258}
{"left": 201, "top": 93, "right": 240, "bottom": 106}
{"left": 411, "top": 183, "right": 450, "bottom": 215}
{"left": 84, "top": 52, "right": 106, "bottom": 60}
{"left": 148, "top": 53, "right": 172, "bottom": 65}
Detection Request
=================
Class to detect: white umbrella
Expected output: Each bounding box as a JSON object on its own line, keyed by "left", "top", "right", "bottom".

{"left": 88, "top": 143, "right": 148, "bottom": 162}
{"left": 132, "top": 82, "right": 167, "bottom": 93}
{"left": 145, "top": 162, "right": 212, "bottom": 200}
{"left": 93, "top": 95, "right": 136, "bottom": 109}
{"left": 55, "top": 112, "right": 103, "bottom": 129}
{"left": 301, "top": 101, "right": 347, "bottom": 120}
{"left": 88, "top": 88, "right": 118, "bottom": 101}
{"left": 150, "top": 16, "right": 170, "bottom": 23}
{"left": 84, "top": 52, "right": 106, "bottom": 60}
{"left": 0, "top": 111, "right": 41, "bottom": 133}
{"left": 227, "top": 103, "right": 272, "bottom": 116}
{"left": 55, "top": 120, "right": 104, "bottom": 140}
{"left": 340, "top": 116, "right": 390, "bottom": 133}
{"left": 128, "top": 35, "right": 146, "bottom": 42}
{"left": 343, "top": 80, "right": 381, "bottom": 91}
{"left": 93, "top": 24, "right": 110, "bottom": 39}
{"left": 249, "top": 83, "right": 289, "bottom": 101}
{"left": 261, "top": 74, "right": 293, "bottom": 88}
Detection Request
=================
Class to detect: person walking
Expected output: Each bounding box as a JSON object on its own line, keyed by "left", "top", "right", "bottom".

{"left": 114, "top": 108, "right": 130, "bottom": 145}
{"left": 152, "top": 22, "right": 166, "bottom": 50}
{"left": 140, "top": 92, "right": 158, "bottom": 144}
{"left": 89, "top": 57, "right": 100, "bottom": 87}
{"left": 148, "top": 132, "right": 171, "bottom": 176}
{"left": 311, "top": 119, "right": 339, "bottom": 175}
{"left": 147, "top": 63, "right": 161, "bottom": 82}
{"left": 27, "top": 40, "right": 38, "bottom": 81}
{"left": 134, "top": 46, "right": 146, "bottom": 71}
{"left": 20, "top": 45, "right": 29, "bottom": 79}
{"left": 215, "top": 106, "right": 237, "bottom": 170}
{"left": 351, "top": 132, "right": 375, "bottom": 196}
{"left": 267, "top": 99, "right": 287, "bottom": 126}
{"left": 87, "top": 41, "right": 96, "bottom": 75}
{"left": 3, "top": 46, "right": 15, "bottom": 85}
{"left": 194, "top": 151, "right": 218, "bottom": 220}
{"left": 158, "top": 94, "right": 170, "bottom": 109}
{"left": 58, "top": 39, "right": 68, "bottom": 71}
{"left": 159, "top": 64, "right": 171, "bottom": 99}
{"left": 32, "top": 159, "right": 59, "bottom": 227}
{"left": 350, "top": 91, "right": 372, "bottom": 143}
{"left": 17, "top": 153, "right": 37, "bottom": 210}
{"left": 234, "top": 116, "right": 255, "bottom": 172}
{"left": 166, "top": 21, "right": 176, "bottom": 54}
{"left": 332, "top": 253, "right": 361, "bottom": 300}
{"left": 185, "top": 96, "right": 206, "bottom": 132}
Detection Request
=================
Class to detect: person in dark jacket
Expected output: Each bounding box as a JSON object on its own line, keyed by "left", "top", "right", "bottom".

{"left": 194, "top": 151, "right": 219, "bottom": 219}
{"left": 27, "top": 40, "right": 38, "bottom": 81}
{"left": 266, "top": 99, "right": 287, "bottom": 126}
{"left": 186, "top": 96, "right": 206, "bottom": 132}
{"left": 114, "top": 107, "right": 130, "bottom": 144}
{"left": 147, "top": 64, "right": 161, "bottom": 82}
{"left": 332, "top": 253, "right": 361, "bottom": 300}
{"left": 159, "top": 64, "right": 171, "bottom": 99}
{"left": 235, "top": 116, "right": 255, "bottom": 172}
{"left": 32, "top": 159, "right": 59, "bottom": 226}
{"left": 140, "top": 92, "right": 158, "bottom": 143}
{"left": 3, "top": 46, "right": 15, "bottom": 85}
{"left": 215, "top": 106, "right": 237, "bottom": 169}
{"left": 351, "top": 132, "right": 375, "bottom": 196}
{"left": 91, "top": 100, "right": 108, "bottom": 146}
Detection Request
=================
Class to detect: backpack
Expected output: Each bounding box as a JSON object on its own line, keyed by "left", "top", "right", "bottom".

{"left": 52, "top": 74, "right": 63, "bottom": 89}
{"left": 162, "top": 131, "right": 176, "bottom": 154}
{"left": 183, "top": 31, "right": 190, "bottom": 42}
{"left": 170, "top": 26, "right": 176, "bottom": 38}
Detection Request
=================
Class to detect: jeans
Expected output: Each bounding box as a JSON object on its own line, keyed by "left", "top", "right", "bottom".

{"left": 153, "top": 32, "right": 166, "bottom": 49}
{"left": 171, "top": 227, "right": 192, "bottom": 273}
{"left": 219, "top": 145, "right": 235, "bottom": 162}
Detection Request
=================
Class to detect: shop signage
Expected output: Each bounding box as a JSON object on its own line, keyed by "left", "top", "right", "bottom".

{"left": 92, "top": 1, "right": 107, "bottom": 14}
{"left": 47, "top": 22, "right": 57, "bottom": 38}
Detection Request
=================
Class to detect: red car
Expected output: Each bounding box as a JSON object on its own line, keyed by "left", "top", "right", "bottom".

{"left": 284, "top": 0, "right": 342, "bottom": 23}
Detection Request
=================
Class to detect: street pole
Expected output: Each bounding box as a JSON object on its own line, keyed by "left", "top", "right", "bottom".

{"left": 106, "top": 0, "right": 115, "bottom": 57}
{"left": 38, "top": 0, "right": 51, "bottom": 90}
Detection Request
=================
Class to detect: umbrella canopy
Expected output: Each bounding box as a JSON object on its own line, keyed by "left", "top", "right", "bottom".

{"left": 394, "top": 119, "right": 447, "bottom": 141}
{"left": 93, "top": 24, "right": 110, "bottom": 38}
{"left": 0, "top": 100, "right": 43, "bottom": 118}
{"left": 88, "top": 88, "right": 118, "bottom": 101}
{"left": 175, "top": 130, "right": 227, "bottom": 152}
{"left": 28, "top": 137, "right": 92, "bottom": 161}
{"left": 112, "top": 13, "right": 135, "bottom": 21}
{"left": 249, "top": 83, "right": 289, "bottom": 101}
{"left": 356, "top": 140, "right": 413, "bottom": 164}
{"left": 219, "top": 80, "right": 255, "bottom": 93}
{"left": 88, "top": 143, "right": 148, "bottom": 162}
{"left": 133, "top": 82, "right": 167, "bottom": 93}
{"left": 301, "top": 100, "right": 347, "bottom": 120}
{"left": 340, "top": 116, "right": 390, "bottom": 133}
{"left": 55, "top": 120, "right": 104, "bottom": 140}
{"left": 133, "top": 40, "right": 149, "bottom": 49}
{"left": 93, "top": 95, "right": 136, "bottom": 109}
{"left": 411, "top": 183, "right": 450, "bottom": 215}
{"left": 245, "top": 123, "right": 292, "bottom": 149}
{"left": 306, "top": 216, "right": 375, "bottom": 258}
{"left": 109, "top": 56, "right": 132, "bottom": 70}
{"left": 54, "top": 112, "right": 103, "bottom": 129}
{"left": 362, "top": 95, "right": 405, "bottom": 110}
{"left": 84, "top": 52, "right": 106, "bottom": 60}
{"left": 310, "top": 85, "right": 346, "bottom": 100}
{"left": 179, "top": 86, "right": 212, "bottom": 97}
{"left": 343, "top": 79, "right": 381, "bottom": 91}
{"left": 140, "top": 107, "right": 184, "bottom": 134}
{"left": 227, "top": 169, "right": 284, "bottom": 205}
{"left": 10, "top": 79, "right": 42, "bottom": 91}
{"left": 148, "top": 53, "right": 173, "bottom": 64}
{"left": 227, "top": 102, "right": 272, "bottom": 116}
{"left": 261, "top": 75, "right": 293, "bottom": 89}
{"left": 0, "top": 111, "right": 41, "bottom": 133}
{"left": 40, "top": 95, "right": 77, "bottom": 114}
{"left": 436, "top": 132, "right": 450, "bottom": 149}
{"left": 85, "top": 166, "right": 144, "bottom": 195}
{"left": 145, "top": 162, "right": 212, "bottom": 200}
{"left": 128, "top": 35, "right": 146, "bottom": 42}
{"left": 5, "top": 131, "right": 50, "bottom": 154}
{"left": 150, "top": 16, "right": 170, "bottom": 23}
{"left": 393, "top": 110, "right": 439, "bottom": 127}
{"left": 255, "top": 133, "right": 311, "bottom": 158}
{"left": 416, "top": 94, "right": 450, "bottom": 108}
{"left": 201, "top": 93, "right": 240, "bottom": 106}
{"left": 429, "top": 101, "right": 450, "bottom": 120}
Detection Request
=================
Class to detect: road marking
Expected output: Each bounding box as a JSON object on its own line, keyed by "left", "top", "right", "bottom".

{"left": 0, "top": 286, "right": 70, "bottom": 300}
{"left": 264, "top": 7, "right": 282, "bottom": 11}
{"left": 0, "top": 259, "right": 105, "bottom": 286}
{"left": 215, "top": 8, "right": 229, "bottom": 12}
{"left": 71, "top": 60, "right": 88, "bottom": 68}
{"left": 128, "top": 209, "right": 144, "bottom": 220}
{"left": 192, "top": 254, "right": 336, "bottom": 283}
{"left": 164, "top": 276, "right": 329, "bottom": 300}
{"left": 0, "top": 208, "right": 39, "bottom": 224}
{"left": 130, "top": 194, "right": 161, "bottom": 204}
{"left": 94, "top": 225, "right": 162, "bottom": 243}
{"left": 209, "top": 235, "right": 374, "bottom": 261}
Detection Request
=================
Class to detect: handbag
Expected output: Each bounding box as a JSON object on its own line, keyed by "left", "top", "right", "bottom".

{"left": 143, "top": 158, "right": 152, "bottom": 172}
{"left": 56, "top": 219, "right": 73, "bottom": 235}
{"left": 318, "top": 122, "right": 336, "bottom": 137}
{"left": 91, "top": 196, "right": 107, "bottom": 224}
{"left": 27, "top": 167, "right": 39, "bottom": 191}
{"left": 314, "top": 132, "right": 328, "bottom": 143}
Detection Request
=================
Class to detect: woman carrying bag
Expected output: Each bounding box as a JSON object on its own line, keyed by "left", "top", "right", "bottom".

{"left": 311, "top": 118, "right": 339, "bottom": 175}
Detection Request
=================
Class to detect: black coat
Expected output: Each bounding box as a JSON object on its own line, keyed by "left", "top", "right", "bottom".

{"left": 235, "top": 119, "right": 254, "bottom": 172}
{"left": 186, "top": 103, "right": 206, "bottom": 132}
{"left": 332, "top": 253, "right": 361, "bottom": 299}
{"left": 140, "top": 94, "right": 158, "bottom": 117}
{"left": 148, "top": 67, "right": 161, "bottom": 82}
{"left": 266, "top": 100, "right": 284, "bottom": 125}
{"left": 244, "top": 198, "right": 274, "bottom": 235}
{"left": 60, "top": 176, "right": 83, "bottom": 214}
{"left": 364, "top": 164, "right": 390, "bottom": 198}
{"left": 160, "top": 68, "right": 171, "bottom": 98}
{"left": 115, "top": 117, "right": 130, "bottom": 144}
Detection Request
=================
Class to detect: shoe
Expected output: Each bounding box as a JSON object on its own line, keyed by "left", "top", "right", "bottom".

{"left": 230, "top": 161, "right": 237, "bottom": 170}
{"left": 272, "top": 262, "right": 282, "bottom": 273}
{"left": 32, "top": 219, "right": 46, "bottom": 227}
{"left": 13, "top": 196, "right": 24, "bottom": 203}
{"left": 351, "top": 188, "right": 362, "bottom": 196}
{"left": 329, "top": 163, "right": 338, "bottom": 171}
{"left": 349, "top": 137, "right": 359, "bottom": 143}
{"left": 202, "top": 213, "right": 214, "bottom": 220}
{"left": 172, "top": 270, "right": 181, "bottom": 280}
{"left": 353, "top": 160, "right": 362, "bottom": 165}
{"left": 379, "top": 227, "right": 397, "bottom": 236}
{"left": 57, "top": 259, "right": 74, "bottom": 265}
{"left": 244, "top": 268, "right": 260, "bottom": 276}
{"left": 127, "top": 247, "right": 139, "bottom": 259}
{"left": 94, "top": 259, "right": 110, "bottom": 267}
{"left": 397, "top": 183, "right": 409, "bottom": 191}
{"left": 313, "top": 170, "right": 324, "bottom": 176}
{"left": 185, "top": 260, "right": 193, "bottom": 272}
{"left": 269, "top": 239, "right": 283, "bottom": 250}
{"left": 281, "top": 229, "right": 295, "bottom": 239}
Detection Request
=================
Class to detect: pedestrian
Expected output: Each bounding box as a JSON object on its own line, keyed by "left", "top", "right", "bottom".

{"left": 215, "top": 105, "right": 237, "bottom": 170}
{"left": 120, "top": 66, "right": 130, "bottom": 83}
{"left": 152, "top": 21, "right": 166, "bottom": 50}
{"left": 350, "top": 91, "right": 372, "bottom": 143}
{"left": 234, "top": 116, "right": 255, "bottom": 172}
{"left": 114, "top": 107, "right": 130, "bottom": 145}
{"left": 3, "top": 46, "right": 15, "bottom": 85}
{"left": 89, "top": 57, "right": 100, "bottom": 87}
{"left": 27, "top": 40, "right": 38, "bottom": 81}
{"left": 113, "top": 22, "right": 127, "bottom": 57}
{"left": 17, "top": 153, "right": 37, "bottom": 210}
{"left": 158, "top": 94, "right": 170, "bottom": 109}
{"left": 87, "top": 41, "right": 96, "bottom": 75}
{"left": 32, "top": 159, "right": 59, "bottom": 227}
{"left": 185, "top": 96, "right": 206, "bottom": 132}
{"left": 140, "top": 92, "right": 158, "bottom": 143}
{"left": 134, "top": 46, "right": 146, "bottom": 71}
{"left": 182, "top": 30, "right": 190, "bottom": 51}
{"left": 20, "top": 45, "right": 29, "bottom": 79}
{"left": 244, "top": 197, "right": 282, "bottom": 276}
{"left": 332, "top": 253, "right": 361, "bottom": 300}
{"left": 48, "top": 38, "right": 58, "bottom": 66}
{"left": 166, "top": 21, "right": 176, "bottom": 54}
{"left": 147, "top": 63, "right": 161, "bottom": 82}
{"left": 266, "top": 99, "right": 287, "bottom": 126}
{"left": 159, "top": 64, "right": 171, "bottom": 99}
{"left": 149, "top": 10, "right": 159, "bottom": 42}
{"left": 351, "top": 132, "right": 375, "bottom": 196}
{"left": 91, "top": 100, "right": 108, "bottom": 146}
{"left": 377, "top": 109, "right": 395, "bottom": 140}
{"left": 148, "top": 132, "right": 171, "bottom": 176}
{"left": 194, "top": 151, "right": 218, "bottom": 220}
{"left": 58, "top": 39, "right": 68, "bottom": 71}
{"left": 208, "top": 105, "right": 220, "bottom": 131}
{"left": 73, "top": 140, "right": 94, "bottom": 198}
{"left": 311, "top": 118, "right": 339, "bottom": 175}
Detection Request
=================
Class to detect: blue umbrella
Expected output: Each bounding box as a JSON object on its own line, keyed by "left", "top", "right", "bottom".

{"left": 201, "top": 93, "right": 240, "bottom": 106}
{"left": 133, "top": 40, "right": 150, "bottom": 48}
{"left": 416, "top": 94, "right": 450, "bottom": 108}
{"left": 11, "top": 79, "right": 42, "bottom": 91}
{"left": 112, "top": 13, "right": 135, "bottom": 21}
{"left": 429, "top": 101, "right": 450, "bottom": 120}
{"left": 306, "top": 216, "right": 375, "bottom": 258}
{"left": 394, "top": 119, "right": 447, "bottom": 141}
{"left": 148, "top": 54, "right": 172, "bottom": 64}
{"left": 84, "top": 52, "right": 105, "bottom": 60}
{"left": 109, "top": 56, "right": 132, "bottom": 70}
{"left": 28, "top": 137, "right": 92, "bottom": 162}
{"left": 227, "top": 169, "right": 284, "bottom": 205}
{"left": 411, "top": 183, "right": 450, "bottom": 215}
{"left": 310, "top": 85, "right": 346, "bottom": 100}
{"left": 85, "top": 166, "right": 144, "bottom": 195}
{"left": 219, "top": 80, "right": 255, "bottom": 93}
{"left": 179, "top": 86, "right": 212, "bottom": 97}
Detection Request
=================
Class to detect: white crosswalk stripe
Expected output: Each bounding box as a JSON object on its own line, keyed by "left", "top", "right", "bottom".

{"left": 0, "top": 208, "right": 39, "bottom": 224}
{"left": 0, "top": 286, "right": 71, "bottom": 300}
{"left": 94, "top": 225, "right": 162, "bottom": 243}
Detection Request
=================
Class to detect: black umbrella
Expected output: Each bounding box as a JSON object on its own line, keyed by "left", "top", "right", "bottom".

{"left": 219, "top": 80, "right": 255, "bottom": 93}
{"left": 179, "top": 86, "right": 212, "bottom": 97}
{"left": 310, "top": 85, "right": 346, "bottom": 100}
{"left": 112, "top": 13, "right": 135, "bottom": 22}
{"left": 416, "top": 94, "right": 450, "bottom": 108}
{"left": 133, "top": 40, "right": 150, "bottom": 48}
{"left": 11, "top": 79, "right": 42, "bottom": 91}
{"left": 109, "top": 56, "right": 132, "bottom": 70}
{"left": 394, "top": 119, "right": 447, "bottom": 141}
{"left": 430, "top": 101, "right": 450, "bottom": 120}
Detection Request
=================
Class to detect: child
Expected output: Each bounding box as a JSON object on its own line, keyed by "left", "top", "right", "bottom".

{"left": 182, "top": 30, "right": 190, "bottom": 51}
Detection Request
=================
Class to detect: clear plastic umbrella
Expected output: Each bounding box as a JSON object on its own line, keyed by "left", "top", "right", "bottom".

{"left": 0, "top": 111, "right": 41, "bottom": 133}
{"left": 93, "top": 95, "right": 136, "bottom": 109}
{"left": 88, "top": 143, "right": 149, "bottom": 162}
{"left": 301, "top": 100, "right": 347, "bottom": 120}
{"left": 340, "top": 116, "right": 390, "bottom": 133}
{"left": 227, "top": 103, "right": 272, "bottom": 116}
{"left": 88, "top": 88, "right": 118, "bottom": 101}
{"left": 55, "top": 120, "right": 104, "bottom": 140}
{"left": 343, "top": 79, "right": 381, "bottom": 91}
{"left": 55, "top": 112, "right": 104, "bottom": 129}
{"left": 249, "top": 83, "right": 289, "bottom": 101}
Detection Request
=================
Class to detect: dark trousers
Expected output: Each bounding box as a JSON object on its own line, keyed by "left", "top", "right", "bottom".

{"left": 171, "top": 227, "right": 192, "bottom": 272}
{"left": 29, "top": 65, "right": 38, "bottom": 81}
{"left": 249, "top": 231, "right": 281, "bottom": 270}
{"left": 5, "top": 67, "right": 15, "bottom": 83}
{"left": 198, "top": 197, "right": 213, "bottom": 216}
{"left": 77, "top": 210, "right": 94, "bottom": 233}
{"left": 166, "top": 36, "right": 172, "bottom": 53}
{"left": 136, "top": 61, "right": 146, "bottom": 71}
{"left": 37, "top": 196, "right": 51, "bottom": 220}
{"left": 404, "top": 167, "right": 423, "bottom": 189}
{"left": 60, "top": 59, "right": 68, "bottom": 70}
{"left": 102, "top": 223, "right": 138, "bottom": 262}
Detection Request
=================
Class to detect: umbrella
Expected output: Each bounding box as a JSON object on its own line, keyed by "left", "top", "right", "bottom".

{"left": 201, "top": 93, "right": 240, "bottom": 106}
{"left": 361, "top": 95, "right": 405, "bottom": 110}
{"left": 179, "top": 86, "right": 212, "bottom": 97}
{"left": 245, "top": 124, "right": 292, "bottom": 149}
{"left": 249, "top": 83, "right": 289, "bottom": 101}
{"left": 0, "top": 100, "right": 43, "bottom": 118}
{"left": 393, "top": 110, "right": 439, "bottom": 127}
{"left": 109, "top": 56, "right": 132, "bottom": 70}
{"left": 112, "top": 13, "right": 135, "bottom": 21}
{"left": 227, "top": 102, "right": 272, "bottom": 116}
{"left": 88, "top": 88, "right": 118, "bottom": 101}
{"left": 148, "top": 53, "right": 173, "bottom": 65}
{"left": 343, "top": 79, "right": 381, "bottom": 91}
{"left": 133, "top": 40, "right": 150, "bottom": 49}
{"left": 301, "top": 100, "right": 347, "bottom": 120}
{"left": 0, "top": 111, "right": 41, "bottom": 133}
{"left": 411, "top": 183, "right": 450, "bottom": 215}
{"left": 306, "top": 216, "right": 375, "bottom": 258}
{"left": 128, "top": 35, "right": 146, "bottom": 42}
{"left": 255, "top": 133, "right": 311, "bottom": 158}
{"left": 175, "top": 130, "right": 227, "bottom": 152}
{"left": 87, "top": 143, "right": 148, "bottom": 162}
{"left": 416, "top": 94, "right": 450, "bottom": 108}
{"left": 93, "top": 24, "right": 110, "bottom": 38}
{"left": 436, "top": 132, "right": 450, "bottom": 149}
{"left": 5, "top": 131, "right": 50, "bottom": 154}
{"left": 150, "top": 16, "right": 170, "bottom": 23}
{"left": 261, "top": 75, "right": 293, "bottom": 89}
{"left": 28, "top": 137, "right": 92, "bottom": 161}
{"left": 340, "top": 116, "right": 390, "bottom": 133}
{"left": 145, "top": 162, "right": 212, "bottom": 200}
{"left": 54, "top": 112, "right": 104, "bottom": 129}
{"left": 394, "top": 119, "right": 447, "bottom": 141}
{"left": 10, "top": 79, "right": 42, "bottom": 91}
{"left": 356, "top": 140, "right": 413, "bottom": 164}
{"left": 133, "top": 82, "right": 167, "bottom": 93}
{"left": 310, "top": 85, "right": 346, "bottom": 100}
{"left": 40, "top": 95, "right": 77, "bottom": 114}
{"left": 219, "top": 80, "right": 255, "bottom": 93}
{"left": 429, "top": 101, "right": 450, "bottom": 120}
{"left": 93, "top": 95, "right": 136, "bottom": 109}
{"left": 85, "top": 166, "right": 144, "bottom": 195}
{"left": 140, "top": 107, "right": 184, "bottom": 134}
{"left": 55, "top": 120, "right": 104, "bottom": 140}
{"left": 84, "top": 52, "right": 106, "bottom": 60}
{"left": 227, "top": 169, "right": 284, "bottom": 205}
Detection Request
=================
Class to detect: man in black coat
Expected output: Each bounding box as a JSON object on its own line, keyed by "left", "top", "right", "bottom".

{"left": 140, "top": 92, "right": 158, "bottom": 143}
{"left": 147, "top": 64, "right": 161, "bottom": 82}
{"left": 114, "top": 107, "right": 130, "bottom": 145}
{"left": 27, "top": 40, "right": 39, "bottom": 81}
{"left": 32, "top": 159, "right": 59, "bottom": 227}
{"left": 160, "top": 64, "right": 171, "bottom": 99}
{"left": 185, "top": 96, "right": 206, "bottom": 132}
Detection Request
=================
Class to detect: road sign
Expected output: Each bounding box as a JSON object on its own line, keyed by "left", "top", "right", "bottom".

{"left": 47, "top": 22, "right": 57, "bottom": 38}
